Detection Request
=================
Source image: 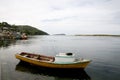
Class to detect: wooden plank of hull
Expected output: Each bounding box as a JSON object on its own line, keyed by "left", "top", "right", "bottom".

{"left": 15, "top": 54, "right": 90, "bottom": 69}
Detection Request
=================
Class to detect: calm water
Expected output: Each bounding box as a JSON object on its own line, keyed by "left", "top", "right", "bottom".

{"left": 0, "top": 35, "right": 120, "bottom": 80}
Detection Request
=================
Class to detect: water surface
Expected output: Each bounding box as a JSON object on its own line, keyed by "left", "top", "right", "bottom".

{"left": 0, "top": 35, "right": 120, "bottom": 80}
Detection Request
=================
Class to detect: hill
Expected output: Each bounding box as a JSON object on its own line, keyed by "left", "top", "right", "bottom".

{"left": 0, "top": 22, "right": 48, "bottom": 35}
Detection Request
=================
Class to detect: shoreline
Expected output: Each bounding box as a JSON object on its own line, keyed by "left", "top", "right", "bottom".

{"left": 74, "top": 34, "right": 120, "bottom": 37}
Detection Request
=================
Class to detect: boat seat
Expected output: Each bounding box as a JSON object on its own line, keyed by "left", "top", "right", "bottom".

{"left": 37, "top": 55, "right": 55, "bottom": 62}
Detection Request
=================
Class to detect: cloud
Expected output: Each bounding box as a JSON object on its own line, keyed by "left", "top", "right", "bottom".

{"left": 0, "top": 0, "right": 120, "bottom": 34}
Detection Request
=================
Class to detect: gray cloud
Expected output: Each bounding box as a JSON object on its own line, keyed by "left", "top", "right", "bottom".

{"left": 0, "top": 0, "right": 120, "bottom": 35}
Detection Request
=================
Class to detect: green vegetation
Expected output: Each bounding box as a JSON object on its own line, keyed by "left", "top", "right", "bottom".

{"left": 0, "top": 22, "right": 48, "bottom": 35}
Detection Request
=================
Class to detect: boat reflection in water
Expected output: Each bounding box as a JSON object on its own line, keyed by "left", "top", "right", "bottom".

{"left": 15, "top": 61, "right": 91, "bottom": 80}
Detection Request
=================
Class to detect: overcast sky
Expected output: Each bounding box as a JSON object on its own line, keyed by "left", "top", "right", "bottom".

{"left": 0, "top": 0, "right": 120, "bottom": 35}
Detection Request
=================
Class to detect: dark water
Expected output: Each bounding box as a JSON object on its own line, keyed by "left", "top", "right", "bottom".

{"left": 0, "top": 35, "right": 120, "bottom": 80}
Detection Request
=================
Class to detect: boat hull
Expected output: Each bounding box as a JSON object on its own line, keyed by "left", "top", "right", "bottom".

{"left": 15, "top": 53, "right": 90, "bottom": 69}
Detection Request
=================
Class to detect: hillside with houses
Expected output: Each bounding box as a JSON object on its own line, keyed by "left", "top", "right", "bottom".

{"left": 0, "top": 22, "right": 48, "bottom": 39}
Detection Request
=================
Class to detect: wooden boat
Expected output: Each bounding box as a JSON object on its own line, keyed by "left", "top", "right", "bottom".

{"left": 15, "top": 52, "right": 91, "bottom": 69}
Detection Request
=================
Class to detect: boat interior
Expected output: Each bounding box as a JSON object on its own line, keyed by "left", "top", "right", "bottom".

{"left": 20, "top": 52, "right": 55, "bottom": 62}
